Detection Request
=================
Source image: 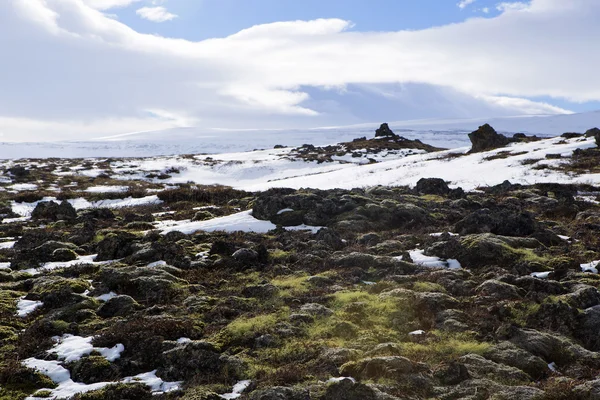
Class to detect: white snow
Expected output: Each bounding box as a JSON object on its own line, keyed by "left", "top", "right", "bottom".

{"left": 327, "top": 377, "right": 356, "bottom": 383}
{"left": 16, "top": 297, "right": 43, "bottom": 317}
{"left": 0, "top": 262, "right": 11, "bottom": 270}
{"left": 0, "top": 240, "right": 16, "bottom": 249}
{"left": 22, "top": 254, "right": 111, "bottom": 276}
{"left": 7, "top": 183, "right": 38, "bottom": 191}
{"left": 95, "top": 292, "right": 118, "bottom": 302}
{"left": 121, "top": 370, "right": 182, "bottom": 393}
{"left": 147, "top": 260, "right": 167, "bottom": 268}
{"left": 407, "top": 250, "right": 462, "bottom": 269}
{"left": 409, "top": 330, "right": 426, "bottom": 335}
{"left": 447, "top": 259, "right": 462, "bottom": 270}
{"left": 219, "top": 380, "right": 252, "bottom": 399}
{"left": 11, "top": 196, "right": 162, "bottom": 217}
{"left": 277, "top": 208, "right": 294, "bottom": 215}
{"left": 85, "top": 185, "right": 129, "bottom": 193}
{"left": 408, "top": 250, "right": 447, "bottom": 268}
{"left": 581, "top": 260, "right": 600, "bottom": 274}
{"left": 176, "top": 337, "right": 192, "bottom": 344}
{"left": 429, "top": 232, "right": 459, "bottom": 237}
{"left": 49, "top": 335, "right": 124, "bottom": 362}
{"left": 159, "top": 210, "right": 323, "bottom": 235}
{"left": 548, "top": 362, "right": 558, "bottom": 373}
{"left": 531, "top": 271, "right": 552, "bottom": 279}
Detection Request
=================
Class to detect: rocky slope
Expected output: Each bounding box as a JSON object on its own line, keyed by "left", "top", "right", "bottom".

{"left": 0, "top": 125, "right": 599, "bottom": 399}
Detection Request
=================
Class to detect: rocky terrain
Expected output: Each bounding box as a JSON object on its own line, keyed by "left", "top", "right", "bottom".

{"left": 0, "top": 124, "right": 599, "bottom": 399}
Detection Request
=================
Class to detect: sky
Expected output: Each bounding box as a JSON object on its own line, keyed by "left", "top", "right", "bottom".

{"left": 1, "top": 0, "right": 600, "bottom": 141}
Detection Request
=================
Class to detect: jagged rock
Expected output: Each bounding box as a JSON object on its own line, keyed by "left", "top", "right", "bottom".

{"left": 158, "top": 341, "right": 244, "bottom": 381}
{"left": 415, "top": 178, "right": 450, "bottom": 196}
{"left": 483, "top": 341, "right": 548, "bottom": 380}
{"left": 414, "top": 292, "right": 460, "bottom": 314}
{"left": 574, "top": 378, "right": 600, "bottom": 399}
{"left": 468, "top": 124, "right": 511, "bottom": 152}
{"left": 475, "top": 280, "right": 523, "bottom": 301}
{"left": 454, "top": 208, "right": 536, "bottom": 236}
{"left": 357, "top": 233, "right": 381, "bottom": 246}
{"left": 434, "top": 361, "right": 470, "bottom": 385}
{"left": 306, "top": 275, "right": 333, "bottom": 287}
{"left": 434, "top": 378, "right": 543, "bottom": 400}
{"left": 249, "top": 387, "right": 310, "bottom": 400}
{"left": 322, "top": 378, "right": 398, "bottom": 400}
{"left": 458, "top": 354, "right": 531, "bottom": 383}
{"left": 501, "top": 327, "right": 600, "bottom": 368}
{"left": 31, "top": 200, "right": 77, "bottom": 221}
{"left": 564, "top": 285, "right": 600, "bottom": 309}
{"left": 576, "top": 305, "right": 600, "bottom": 351}
{"left": 585, "top": 127, "right": 600, "bottom": 138}
{"left": 99, "top": 265, "right": 187, "bottom": 304}
{"left": 315, "top": 228, "right": 344, "bottom": 250}
{"left": 375, "top": 123, "right": 398, "bottom": 138}
{"left": 69, "top": 355, "right": 120, "bottom": 384}
{"left": 97, "top": 295, "right": 139, "bottom": 318}
{"left": 95, "top": 231, "right": 138, "bottom": 261}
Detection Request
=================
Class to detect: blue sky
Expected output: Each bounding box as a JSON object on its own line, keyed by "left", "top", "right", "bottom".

{"left": 121, "top": 0, "right": 504, "bottom": 39}
{"left": 1, "top": 0, "right": 599, "bottom": 141}
{"left": 113, "top": 0, "right": 600, "bottom": 113}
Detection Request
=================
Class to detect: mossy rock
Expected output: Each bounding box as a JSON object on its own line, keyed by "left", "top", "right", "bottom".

{"left": 69, "top": 356, "right": 120, "bottom": 384}
{"left": 71, "top": 383, "right": 153, "bottom": 400}
{"left": 30, "top": 277, "right": 91, "bottom": 308}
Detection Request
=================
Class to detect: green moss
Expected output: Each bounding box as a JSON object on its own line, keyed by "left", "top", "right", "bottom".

{"left": 271, "top": 274, "right": 309, "bottom": 298}
{"left": 395, "top": 331, "right": 491, "bottom": 363}
{"left": 220, "top": 313, "right": 283, "bottom": 345}
{"left": 412, "top": 282, "right": 446, "bottom": 293}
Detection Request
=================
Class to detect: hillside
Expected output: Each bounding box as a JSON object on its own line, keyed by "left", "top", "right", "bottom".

{"left": 0, "top": 124, "right": 599, "bottom": 399}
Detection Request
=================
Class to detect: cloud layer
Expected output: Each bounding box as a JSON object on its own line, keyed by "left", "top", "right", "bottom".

{"left": 0, "top": 0, "right": 598, "bottom": 141}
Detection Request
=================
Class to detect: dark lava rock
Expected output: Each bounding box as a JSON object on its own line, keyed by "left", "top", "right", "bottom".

{"left": 585, "top": 127, "right": 600, "bottom": 138}
{"left": 232, "top": 248, "right": 259, "bottom": 263}
{"left": 97, "top": 295, "right": 139, "bottom": 318}
{"left": 434, "top": 361, "right": 470, "bottom": 385}
{"left": 69, "top": 355, "right": 120, "bottom": 384}
{"left": 375, "top": 123, "right": 399, "bottom": 138}
{"left": 31, "top": 200, "right": 77, "bottom": 221}
{"left": 454, "top": 208, "right": 536, "bottom": 237}
{"left": 158, "top": 341, "right": 244, "bottom": 381}
{"left": 484, "top": 341, "right": 548, "bottom": 380}
{"left": 468, "top": 124, "right": 510, "bottom": 153}
{"left": 416, "top": 178, "right": 450, "bottom": 196}
{"left": 322, "top": 378, "right": 387, "bottom": 400}
{"left": 95, "top": 231, "right": 138, "bottom": 261}
{"left": 249, "top": 387, "right": 310, "bottom": 400}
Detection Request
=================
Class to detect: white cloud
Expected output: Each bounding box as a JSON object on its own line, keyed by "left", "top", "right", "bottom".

{"left": 458, "top": 0, "right": 477, "bottom": 9}
{"left": 136, "top": 6, "right": 177, "bottom": 22}
{"left": 0, "top": 0, "right": 598, "bottom": 141}
{"left": 482, "top": 7, "right": 490, "bottom": 13}
{"left": 496, "top": 2, "right": 531, "bottom": 12}
{"left": 83, "top": 0, "right": 142, "bottom": 10}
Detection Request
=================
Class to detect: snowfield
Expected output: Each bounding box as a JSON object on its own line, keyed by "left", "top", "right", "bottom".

{"left": 60, "top": 134, "right": 598, "bottom": 192}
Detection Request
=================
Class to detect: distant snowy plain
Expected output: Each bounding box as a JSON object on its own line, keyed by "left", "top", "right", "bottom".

{"left": 3, "top": 110, "right": 600, "bottom": 159}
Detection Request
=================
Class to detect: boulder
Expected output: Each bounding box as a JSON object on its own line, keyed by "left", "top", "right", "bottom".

{"left": 454, "top": 208, "right": 536, "bottom": 237}
{"left": 95, "top": 231, "right": 138, "bottom": 261}
{"left": 475, "top": 280, "right": 523, "bottom": 301}
{"left": 232, "top": 248, "right": 259, "bottom": 263}
{"left": 158, "top": 341, "right": 244, "bottom": 381}
{"left": 299, "top": 303, "right": 333, "bottom": 317}
{"left": 458, "top": 354, "right": 531, "bottom": 383}
{"left": 322, "top": 378, "right": 394, "bottom": 400}
{"left": 97, "top": 295, "right": 139, "bottom": 318}
{"left": 415, "top": 178, "right": 450, "bottom": 196}
{"left": 468, "top": 124, "right": 511, "bottom": 152}
{"left": 69, "top": 355, "right": 120, "bottom": 384}
{"left": 31, "top": 200, "right": 77, "bottom": 221}
{"left": 484, "top": 341, "right": 548, "bottom": 380}
{"left": 374, "top": 123, "right": 398, "bottom": 138}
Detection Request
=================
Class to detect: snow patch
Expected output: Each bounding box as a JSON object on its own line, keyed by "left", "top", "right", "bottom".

{"left": 17, "top": 297, "right": 43, "bottom": 317}
{"left": 219, "top": 380, "right": 252, "bottom": 399}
